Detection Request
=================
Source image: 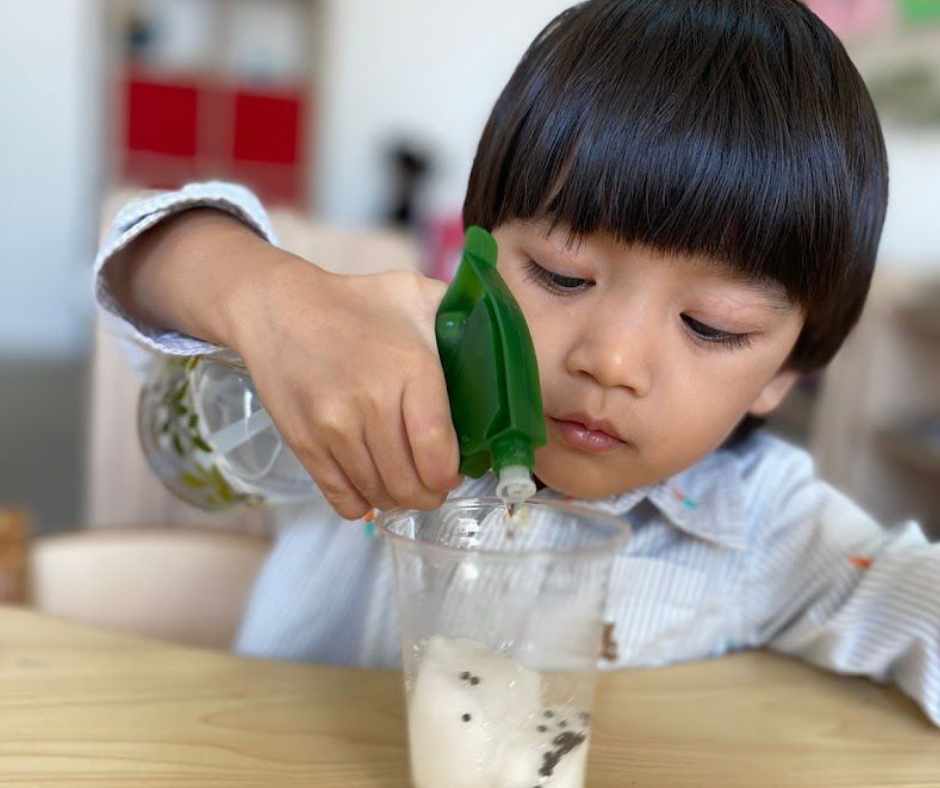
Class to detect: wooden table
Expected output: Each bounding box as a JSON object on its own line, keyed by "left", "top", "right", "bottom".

{"left": 1, "top": 607, "right": 936, "bottom": 787}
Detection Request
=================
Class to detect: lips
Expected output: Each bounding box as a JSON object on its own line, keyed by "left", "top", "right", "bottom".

{"left": 549, "top": 413, "right": 627, "bottom": 454}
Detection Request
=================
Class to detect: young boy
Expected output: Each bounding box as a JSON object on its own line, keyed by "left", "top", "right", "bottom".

{"left": 95, "top": 0, "right": 939, "bottom": 725}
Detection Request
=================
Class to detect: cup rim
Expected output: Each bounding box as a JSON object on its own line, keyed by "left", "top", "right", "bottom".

{"left": 377, "top": 496, "right": 632, "bottom": 562}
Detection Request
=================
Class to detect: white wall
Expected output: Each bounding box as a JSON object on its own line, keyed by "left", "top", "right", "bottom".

{"left": 0, "top": 1, "right": 103, "bottom": 359}
{"left": 314, "top": 0, "right": 572, "bottom": 226}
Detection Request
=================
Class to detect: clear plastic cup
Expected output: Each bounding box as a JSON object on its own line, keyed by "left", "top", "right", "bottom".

{"left": 380, "top": 498, "right": 631, "bottom": 788}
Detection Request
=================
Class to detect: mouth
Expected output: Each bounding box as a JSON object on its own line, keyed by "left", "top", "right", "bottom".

{"left": 548, "top": 413, "right": 628, "bottom": 454}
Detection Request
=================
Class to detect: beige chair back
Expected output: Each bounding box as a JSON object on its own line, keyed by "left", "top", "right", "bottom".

{"left": 28, "top": 527, "right": 271, "bottom": 649}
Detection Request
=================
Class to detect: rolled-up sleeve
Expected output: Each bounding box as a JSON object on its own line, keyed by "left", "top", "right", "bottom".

{"left": 743, "top": 449, "right": 940, "bottom": 726}
{"left": 93, "top": 181, "right": 278, "bottom": 357}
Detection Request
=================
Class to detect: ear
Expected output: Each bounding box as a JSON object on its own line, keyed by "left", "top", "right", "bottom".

{"left": 748, "top": 369, "right": 801, "bottom": 417}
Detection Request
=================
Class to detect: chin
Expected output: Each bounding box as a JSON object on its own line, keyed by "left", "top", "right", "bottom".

{"left": 534, "top": 446, "right": 646, "bottom": 501}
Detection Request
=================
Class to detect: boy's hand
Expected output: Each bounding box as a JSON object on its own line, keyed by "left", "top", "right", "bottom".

{"left": 105, "top": 207, "right": 457, "bottom": 520}
{"left": 230, "top": 257, "right": 461, "bottom": 520}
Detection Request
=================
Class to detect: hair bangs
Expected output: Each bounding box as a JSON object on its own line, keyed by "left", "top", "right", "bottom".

{"left": 464, "top": 0, "right": 888, "bottom": 371}
{"left": 498, "top": 37, "right": 858, "bottom": 309}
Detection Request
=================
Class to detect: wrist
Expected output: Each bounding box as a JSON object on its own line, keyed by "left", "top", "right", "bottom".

{"left": 220, "top": 240, "right": 333, "bottom": 360}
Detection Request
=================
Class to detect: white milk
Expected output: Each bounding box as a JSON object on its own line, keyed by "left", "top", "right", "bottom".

{"left": 407, "top": 636, "right": 591, "bottom": 788}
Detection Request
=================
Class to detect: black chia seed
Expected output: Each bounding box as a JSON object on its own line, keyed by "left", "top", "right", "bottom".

{"left": 469, "top": 676, "right": 480, "bottom": 686}
{"left": 537, "top": 725, "right": 548, "bottom": 733}
{"left": 459, "top": 671, "right": 471, "bottom": 680}
{"left": 553, "top": 731, "right": 584, "bottom": 750}
{"left": 558, "top": 720, "right": 568, "bottom": 728}
{"left": 538, "top": 730, "right": 586, "bottom": 778}
{"left": 462, "top": 713, "right": 472, "bottom": 722}
{"left": 539, "top": 751, "right": 561, "bottom": 778}
{"left": 543, "top": 710, "right": 555, "bottom": 718}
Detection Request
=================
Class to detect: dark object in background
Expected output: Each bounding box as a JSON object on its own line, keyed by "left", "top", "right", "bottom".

{"left": 385, "top": 141, "right": 432, "bottom": 229}
{"left": 125, "top": 14, "right": 157, "bottom": 60}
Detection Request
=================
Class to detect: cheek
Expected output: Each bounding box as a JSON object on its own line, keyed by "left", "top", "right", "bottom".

{"left": 651, "top": 363, "right": 768, "bottom": 451}
{"left": 684, "top": 330, "right": 796, "bottom": 399}
{"left": 524, "top": 308, "right": 569, "bottom": 383}
{"left": 662, "top": 376, "right": 741, "bottom": 433}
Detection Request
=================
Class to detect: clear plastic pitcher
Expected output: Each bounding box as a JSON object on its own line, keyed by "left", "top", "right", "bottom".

{"left": 380, "top": 498, "right": 630, "bottom": 788}
{"left": 138, "top": 352, "right": 316, "bottom": 510}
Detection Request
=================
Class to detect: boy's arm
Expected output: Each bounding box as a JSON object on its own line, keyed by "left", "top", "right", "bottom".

{"left": 92, "top": 181, "right": 459, "bottom": 519}
{"left": 94, "top": 181, "right": 279, "bottom": 358}
{"left": 743, "top": 449, "right": 940, "bottom": 726}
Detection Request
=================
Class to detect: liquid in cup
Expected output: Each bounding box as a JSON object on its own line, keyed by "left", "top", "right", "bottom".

{"left": 381, "top": 499, "right": 630, "bottom": 788}
{"left": 408, "top": 636, "right": 592, "bottom": 787}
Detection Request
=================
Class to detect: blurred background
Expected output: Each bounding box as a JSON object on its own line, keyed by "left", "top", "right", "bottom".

{"left": 0, "top": 1, "right": 938, "bottom": 641}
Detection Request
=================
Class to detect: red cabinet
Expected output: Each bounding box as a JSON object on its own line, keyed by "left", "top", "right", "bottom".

{"left": 120, "top": 69, "right": 309, "bottom": 208}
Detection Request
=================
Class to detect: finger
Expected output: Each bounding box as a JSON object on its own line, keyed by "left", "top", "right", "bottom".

{"left": 402, "top": 373, "right": 461, "bottom": 493}
{"left": 366, "top": 401, "right": 446, "bottom": 511}
{"left": 300, "top": 446, "right": 373, "bottom": 521}
{"left": 329, "top": 429, "right": 397, "bottom": 512}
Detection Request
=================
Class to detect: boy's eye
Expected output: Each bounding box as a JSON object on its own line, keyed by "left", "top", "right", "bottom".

{"left": 524, "top": 260, "right": 592, "bottom": 294}
{"left": 681, "top": 314, "right": 752, "bottom": 350}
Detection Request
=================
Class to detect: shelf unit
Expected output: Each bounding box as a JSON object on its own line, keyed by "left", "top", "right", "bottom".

{"left": 810, "top": 267, "right": 940, "bottom": 538}
{"left": 106, "top": 0, "right": 320, "bottom": 209}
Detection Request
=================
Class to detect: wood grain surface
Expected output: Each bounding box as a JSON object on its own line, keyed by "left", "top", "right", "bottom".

{"left": 1, "top": 607, "right": 936, "bottom": 787}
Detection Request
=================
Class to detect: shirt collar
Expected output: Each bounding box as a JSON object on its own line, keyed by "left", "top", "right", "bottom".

{"left": 534, "top": 447, "right": 749, "bottom": 551}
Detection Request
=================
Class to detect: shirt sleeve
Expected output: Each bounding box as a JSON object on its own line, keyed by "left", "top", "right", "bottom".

{"left": 743, "top": 447, "right": 940, "bottom": 726}
{"left": 93, "top": 181, "right": 279, "bottom": 358}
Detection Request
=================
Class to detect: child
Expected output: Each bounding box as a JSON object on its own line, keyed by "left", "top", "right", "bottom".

{"left": 95, "top": 0, "right": 939, "bottom": 725}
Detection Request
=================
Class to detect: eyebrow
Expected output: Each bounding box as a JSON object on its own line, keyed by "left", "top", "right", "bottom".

{"left": 678, "top": 254, "right": 794, "bottom": 312}
{"left": 732, "top": 277, "right": 794, "bottom": 312}
{"left": 743, "top": 278, "right": 801, "bottom": 312}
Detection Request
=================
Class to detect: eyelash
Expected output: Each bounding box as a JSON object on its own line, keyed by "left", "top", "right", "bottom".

{"left": 523, "top": 259, "right": 592, "bottom": 295}
{"left": 524, "top": 259, "right": 752, "bottom": 350}
{"left": 681, "top": 315, "right": 752, "bottom": 350}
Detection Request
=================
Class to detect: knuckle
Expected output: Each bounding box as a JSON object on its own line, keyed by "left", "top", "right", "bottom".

{"left": 418, "top": 421, "right": 450, "bottom": 447}
{"left": 362, "top": 391, "right": 388, "bottom": 422}
{"left": 313, "top": 401, "right": 351, "bottom": 436}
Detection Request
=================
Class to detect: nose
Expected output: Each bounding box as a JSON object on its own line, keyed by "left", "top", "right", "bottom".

{"left": 565, "top": 298, "right": 655, "bottom": 396}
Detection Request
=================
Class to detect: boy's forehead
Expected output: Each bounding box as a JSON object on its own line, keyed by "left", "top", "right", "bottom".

{"left": 512, "top": 219, "right": 794, "bottom": 310}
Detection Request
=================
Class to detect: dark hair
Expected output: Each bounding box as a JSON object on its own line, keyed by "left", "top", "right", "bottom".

{"left": 464, "top": 0, "right": 889, "bottom": 375}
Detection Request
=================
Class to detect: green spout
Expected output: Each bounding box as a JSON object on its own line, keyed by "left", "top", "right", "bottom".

{"left": 435, "top": 226, "right": 546, "bottom": 500}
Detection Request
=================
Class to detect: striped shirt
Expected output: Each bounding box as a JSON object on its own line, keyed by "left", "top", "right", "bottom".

{"left": 94, "top": 182, "right": 940, "bottom": 726}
